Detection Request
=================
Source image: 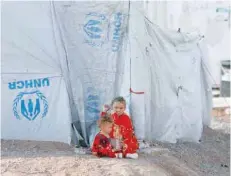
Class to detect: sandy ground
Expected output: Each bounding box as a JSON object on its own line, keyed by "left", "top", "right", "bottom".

{"left": 1, "top": 117, "right": 230, "bottom": 176}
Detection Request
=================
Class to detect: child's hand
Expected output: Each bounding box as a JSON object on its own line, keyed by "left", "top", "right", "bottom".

{"left": 102, "top": 104, "right": 110, "bottom": 112}
{"left": 92, "top": 152, "right": 97, "bottom": 156}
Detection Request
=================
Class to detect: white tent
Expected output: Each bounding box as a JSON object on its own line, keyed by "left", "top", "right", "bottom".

{"left": 1, "top": 1, "right": 212, "bottom": 145}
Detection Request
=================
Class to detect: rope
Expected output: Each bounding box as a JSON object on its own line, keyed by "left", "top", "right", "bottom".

{"left": 130, "top": 88, "right": 145, "bottom": 94}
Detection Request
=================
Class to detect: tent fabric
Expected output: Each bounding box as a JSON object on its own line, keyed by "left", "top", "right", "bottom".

{"left": 52, "top": 1, "right": 130, "bottom": 145}
{"left": 1, "top": 1, "right": 212, "bottom": 145}
{"left": 1, "top": 1, "right": 72, "bottom": 144}
{"left": 127, "top": 2, "right": 212, "bottom": 143}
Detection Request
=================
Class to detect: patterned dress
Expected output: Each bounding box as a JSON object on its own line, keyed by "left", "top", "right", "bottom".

{"left": 91, "top": 133, "right": 116, "bottom": 158}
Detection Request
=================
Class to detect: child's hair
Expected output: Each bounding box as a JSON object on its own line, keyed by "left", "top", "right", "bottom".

{"left": 97, "top": 113, "right": 113, "bottom": 127}
{"left": 111, "top": 96, "right": 126, "bottom": 107}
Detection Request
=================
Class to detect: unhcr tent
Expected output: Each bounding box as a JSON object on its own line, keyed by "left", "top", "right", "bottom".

{"left": 1, "top": 1, "right": 212, "bottom": 145}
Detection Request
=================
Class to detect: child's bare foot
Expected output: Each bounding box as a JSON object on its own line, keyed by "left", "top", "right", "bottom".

{"left": 126, "top": 153, "right": 138, "bottom": 159}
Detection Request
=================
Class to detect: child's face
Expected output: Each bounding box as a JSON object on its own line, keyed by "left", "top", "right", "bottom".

{"left": 112, "top": 102, "right": 125, "bottom": 116}
{"left": 101, "top": 123, "right": 113, "bottom": 134}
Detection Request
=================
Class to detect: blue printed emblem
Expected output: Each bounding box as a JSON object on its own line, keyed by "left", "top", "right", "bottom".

{"left": 83, "top": 12, "right": 126, "bottom": 51}
{"left": 84, "top": 20, "right": 103, "bottom": 39}
{"left": 13, "top": 90, "right": 48, "bottom": 121}
{"left": 83, "top": 12, "right": 108, "bottom": 47}
{"left": 84, "top": 87, "right": 101, "bottom": 121}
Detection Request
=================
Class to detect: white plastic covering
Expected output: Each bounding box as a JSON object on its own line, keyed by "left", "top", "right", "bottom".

{"left": 128, "top": 2, "right": 212, "bottom": 143}
{"left": 1, "top": 1, "right": 212, "bottom": 145}
{"left": 1, "top": 2, "right": 72, "bottom": 144}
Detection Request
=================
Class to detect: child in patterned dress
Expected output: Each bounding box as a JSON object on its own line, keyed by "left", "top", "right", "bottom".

{"left": 91, "top": 113, "right": 123, "bottom": 158}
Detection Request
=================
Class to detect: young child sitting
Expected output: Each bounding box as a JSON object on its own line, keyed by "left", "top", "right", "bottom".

{"left": 91, "top": 113, "right": 123, "bottom": 158}
{"left": 101, "top": 96, "right": 139, "bottom": 159}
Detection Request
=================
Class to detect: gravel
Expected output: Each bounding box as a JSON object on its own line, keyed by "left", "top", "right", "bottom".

{"left": 1, "top": 117, "right": 230, "bottom": 176}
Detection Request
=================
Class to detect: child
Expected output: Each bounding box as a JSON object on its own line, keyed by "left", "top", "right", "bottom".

{"left": 91, "top": 113, "right": 123, "bottom": 158}
{"left": 101, "top": 97, "right": 139, "bottom": 159}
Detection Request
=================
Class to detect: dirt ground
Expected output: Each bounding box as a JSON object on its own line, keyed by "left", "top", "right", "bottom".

{"left": 1, "top": 116, "right": 230, "bottom": 176}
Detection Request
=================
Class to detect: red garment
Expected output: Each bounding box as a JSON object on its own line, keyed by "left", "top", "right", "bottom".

{"left": 101, "top": 112, "right": 139, "bottom": 156}
{"left": 91, "top": 133, "right": 116, "bottom": 158}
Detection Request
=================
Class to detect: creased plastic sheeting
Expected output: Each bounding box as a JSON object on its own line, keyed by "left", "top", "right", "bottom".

{"left": 1, "top": 2, "right": 61, "bottom": 75}
{"left": 126, "top": 2, "right": 149, "bottom": 140}
{"left": 199, "top": 40, "right": 213, "bottom": 126}
{"left": 139, "top": 25, "right": 211, "bottom": 143}
{"left": 1, "top": 1, "right": 72, "bottom": 144}
{"left": 53, "top": 1, "right": 130, "bottom": 145}
{"left": 128, "top": 2, "right": 212, "bottom": 143}
{"left": 145, "top": 25, "right": 207, "bottom": 143}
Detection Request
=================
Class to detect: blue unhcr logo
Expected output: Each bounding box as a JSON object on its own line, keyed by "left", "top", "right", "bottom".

{"left": 13, "top": 90, "right": 48, "bottom": 121}
{"left": 8, "top": 78, "right": 49, "bottom": 90}
{"left": 83, "top": 12, "right": 126, "bottom": 51}
{"left": 85, "top": 87, "right": 100, "bottom": 121}
{"left": 83, "top": 12, "right": 108, "bottom": 47}
{"left": 9, "top": 78, "right": 50, "bottom": 121}
{"left": 111, "top": 12, "right": 123, "bottom": 52}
